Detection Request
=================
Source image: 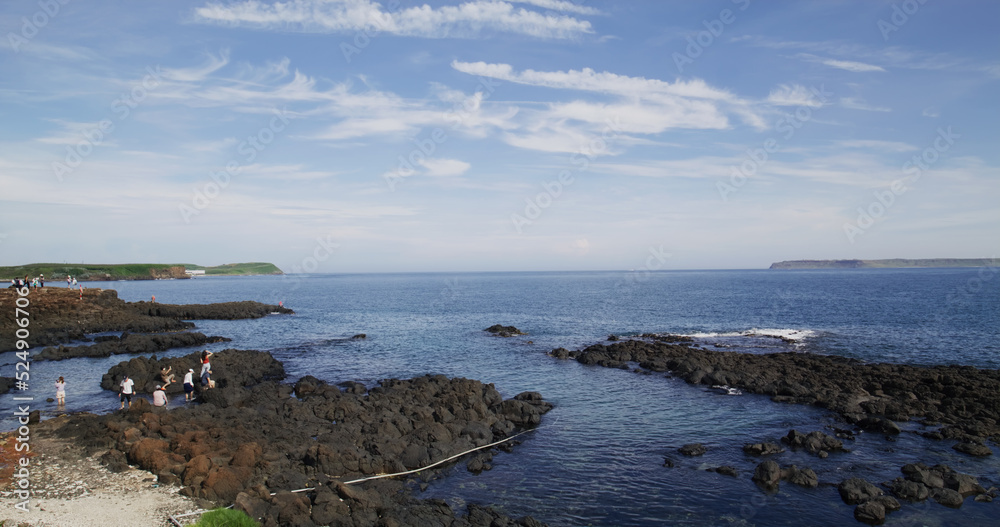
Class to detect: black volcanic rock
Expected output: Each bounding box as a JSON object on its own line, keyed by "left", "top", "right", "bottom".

{"left": 101, "top": 349, "right": 284, "bottom": 395}
{"left": 36, "top": 332, "right": 230, "bottom": 361}
{"left": 550, "top": 338, "right": 1000, "bottom": 443}
{"left": 45, "top": 373, "right": 551, "bottom": 527}
{"left": 486, "top": 324, "right": 526, "bottom": 337}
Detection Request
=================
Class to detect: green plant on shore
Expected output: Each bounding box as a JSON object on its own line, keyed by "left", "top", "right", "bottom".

{"left": 184, "top": 508, "right": 259, "bottom": 527}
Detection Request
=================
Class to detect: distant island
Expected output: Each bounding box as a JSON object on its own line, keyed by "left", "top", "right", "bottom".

{"left": 770, "top": 258, "right": 996, "bottom": 270}
{"left": 0, "top": 262, "right": 283, "bottom": 281}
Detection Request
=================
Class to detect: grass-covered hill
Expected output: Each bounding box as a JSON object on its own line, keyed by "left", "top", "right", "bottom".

{"left": 0, "top": 262, "right": 282, "bottom": 281}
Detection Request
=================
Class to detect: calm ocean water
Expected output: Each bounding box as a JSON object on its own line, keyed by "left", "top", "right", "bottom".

{"left": 3, "top": 268, "right": 999, "bottom": 525}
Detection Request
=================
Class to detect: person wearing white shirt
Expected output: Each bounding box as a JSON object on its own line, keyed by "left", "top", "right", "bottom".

{"left": 152, "top": 385, "right": 168, "bottom": 408}
{"left": 183, "top": 369, "right": 195, "bottom": 401}
{"left": 119, "top": 376, "right": 135, "bottom": 409}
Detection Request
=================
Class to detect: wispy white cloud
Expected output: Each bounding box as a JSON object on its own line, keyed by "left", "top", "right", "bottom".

{"left": 793, "top": 53, "right": 885, "bottom": 72}
{"left": 161, "top": 50, "right": 230, "bottom": 82}
{"left": 834, "top": 140, "right": 916, "bottom": 153}
{"left": 239, "top": 163, "right": 341, "bottom": 180}
{"left": 451, "top": 61, "right": 767, "bottom": 153}
{"left": 418, "top": 158, "right": 471, "bottom": 177}
{"left": 745, "top": 36, "right": 999, "bottom": 77}
{"left": 452, "top": 60, "right": 736, "bottom": 101}
{"left": 508, "top": 0, "right": 602, "bottom": 16}
{"left": 194, "top": 0, "right": 594, "bottom": 39}
{"left": 840, "top": 97, "right": 890, "bottom": 112}
{"left": 34, "top": 119, "right": 119, "bottom": 147}
{"left": 767, "top": 84, "right": 827, "bottom": 108}
{"left": 820, "top": 58, "right": 885, "bottom": 72}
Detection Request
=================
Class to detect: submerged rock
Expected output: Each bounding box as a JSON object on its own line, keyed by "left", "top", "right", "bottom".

{"left": 838, "top": 477, "right": 883, "bottom": 505}
{"left": 782, "top": 429, "right": 846, "bottom": 457}
{"left": 752, "top": 460, "right": 781, "bottom": 490}
{"left": 678, "top": 443, "right": 707, "bottom": 456}
{"left": 486, "top": 324, "right": 526, "bottom": 337}
{"left": 853, "top": 501, "right": 886, "bottom": 525}
{"left": 743, "top": 442, "right": 785, "bottom": 456}
{"left": 953, "top": 442, "right": 992, "bottom": 457}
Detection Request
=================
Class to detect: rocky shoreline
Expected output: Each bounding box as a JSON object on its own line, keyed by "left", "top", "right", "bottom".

{"left": 550, "top": 335, "right": 999, "bottom": 524}
{"left": 35, "top": 332, "right": 232, "bottom": 361}
{"left": 0, "top": 288, "right": 292, "bottom": 352}
{"left": 2, "top": 289, "right": 552, "bottom": 526}
{"left": 44, "top": 360, "right": 551, "bottom": 526}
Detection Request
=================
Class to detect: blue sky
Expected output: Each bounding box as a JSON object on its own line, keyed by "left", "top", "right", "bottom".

{"left": 1, "top": 0, "right": 997, "bottom": 272}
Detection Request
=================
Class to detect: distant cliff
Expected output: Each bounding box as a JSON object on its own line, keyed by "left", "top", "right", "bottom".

{"left": 770, "top": 259, "right": 997, "bottom": 270}
{"left": 183, "top": 262, "right": 284, "bottom": 276}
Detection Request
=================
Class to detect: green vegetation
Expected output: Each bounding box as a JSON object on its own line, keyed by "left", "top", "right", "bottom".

{"left": 186, "top": 262, "right": 284, "bottom": 276}
{"left": 770, "top": 258, "right": 998, "bottom": 270}
{"left": 184, "top": 508, "right": 259, "bottom": 527}
{"left": 0, "top": 262, "right": 283, "bottom": 281}
{"left": 0, "top": 263, "right": 184, "bottom": 281}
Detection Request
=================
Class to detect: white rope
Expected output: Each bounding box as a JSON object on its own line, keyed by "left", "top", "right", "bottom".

{"left": 341, "top": 429, "right": 531, "bottom": 485}
{"left": 165, "top": 429, "right": 534, "bottom": 524}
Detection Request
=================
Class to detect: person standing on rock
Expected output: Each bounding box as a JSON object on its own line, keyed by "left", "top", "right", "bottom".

{"left": 119, "top": 375, "right": 135, "bottom": 410}
{"left": 183, "top": 369, "right": 195, "bottom": 401}
{"left": 67, "top": 276, "right": 71, "bottom": 288}
{"left": 39, "top": 274, "right": 43, "bottom": 288}
{"left": 152, "top": 385, "right": 168, "bottom": 408}
{"left": 200, "top": 350, "right": 213, "bottom": 377}
{"left": 55, "top": 376, "right": 66, "bottom": 405}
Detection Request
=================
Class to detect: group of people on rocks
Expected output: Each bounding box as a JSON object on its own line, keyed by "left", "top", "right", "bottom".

{"left": 83, "top": 349, "right": 218, "bottom": 410}
{"left": 50, "top": 342, "right": 219, "bottom": 409}
{"left": 9, "top": 274, "right": 44, "bottom": 289}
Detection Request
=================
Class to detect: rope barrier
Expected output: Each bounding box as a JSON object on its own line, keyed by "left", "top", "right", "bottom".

{"left": 164, "top": 428, "right": 534, "bottom": 525}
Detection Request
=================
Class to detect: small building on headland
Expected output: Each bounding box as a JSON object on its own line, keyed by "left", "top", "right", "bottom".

{"left": 185, "top": 270, "right": 206, "bottom": 277}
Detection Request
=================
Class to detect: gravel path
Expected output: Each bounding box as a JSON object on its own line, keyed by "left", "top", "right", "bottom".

{"left": 1, "top": 434, "right": 202, "bottom": 527}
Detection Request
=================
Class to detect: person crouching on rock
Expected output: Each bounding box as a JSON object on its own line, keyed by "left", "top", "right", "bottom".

{"left": 159, "top": 365, "right": 175, "bottom": 385}
{"left": 119, "top": 375, "right": 135, "bottom": 410}
{"left": 183, "top": 368, "right": 195, "bottom": 401}
{"left": 201, "top": 368, "right": 214, "bottom": 390}
{"left": 153, "top": 384, "right": 168, "bottom": 408}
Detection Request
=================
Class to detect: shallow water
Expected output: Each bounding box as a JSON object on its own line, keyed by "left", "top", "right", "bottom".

{"left": 2, "top": 268, "right": 998, "bottom": 525}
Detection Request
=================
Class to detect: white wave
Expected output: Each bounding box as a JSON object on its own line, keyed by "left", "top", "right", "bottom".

{"left": 679, "top": 331, "right": 743, "bottom": 338}
{"left": 711, "top": 384, "right": 743, "bottom": 396}
{"left": 744, "top": 328, "right": 816, "bottom": 341}
{"left": 678, "top": 328, "right": 816, "bottom": 342}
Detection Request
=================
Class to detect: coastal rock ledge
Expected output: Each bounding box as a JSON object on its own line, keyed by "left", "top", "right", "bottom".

{"left": 44, "top": 369, "right": 552, "bottom": 527}
{"left": 550, "top": 338, "right": 1000, "bottom": 445}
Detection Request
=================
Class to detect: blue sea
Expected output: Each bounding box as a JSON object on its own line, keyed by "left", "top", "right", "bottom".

{"left": 3, "top": 268, "right": 999, "bottom": 526}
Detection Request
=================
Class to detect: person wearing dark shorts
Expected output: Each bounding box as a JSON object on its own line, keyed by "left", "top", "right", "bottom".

{"left": 119, "top": 375, "right": 135, "bottom": 409}
{"left": 183, "top": 368, "right": 195, "bottom": 400}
